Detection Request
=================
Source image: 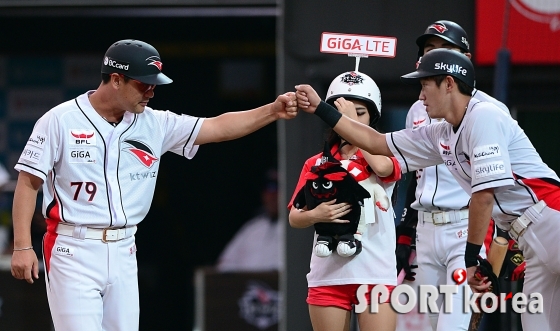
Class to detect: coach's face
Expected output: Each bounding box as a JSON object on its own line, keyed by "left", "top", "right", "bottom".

{"left": 117, "top": 74, "right": 155, "bottom": 114}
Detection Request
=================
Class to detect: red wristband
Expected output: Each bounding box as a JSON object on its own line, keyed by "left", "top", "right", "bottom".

{"left": 397, "top": 235, "right": 413, "bottom": 246}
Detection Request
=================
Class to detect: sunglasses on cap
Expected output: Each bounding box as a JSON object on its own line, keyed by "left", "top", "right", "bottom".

{"left": 116, "top": 74, "right": 156, "bottom": 93}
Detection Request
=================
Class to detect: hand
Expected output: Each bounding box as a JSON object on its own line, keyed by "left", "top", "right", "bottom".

{"left": 309, "top": 199, "right": 352, "bottom": 224}
{"left": 396, "top": 244, "right": 417, "bottom": 281}
{"left": 295, "top": 84, "right": 321, "bottom": 113}
{"left": 273, "top": 92, "right": 297, "bottom": 120}
{"left": 11, "top": 249, "right": 39, "bottom": 284}
{"left": 467, "top": 265, "right": 491, "bottom": 294}
{"left": 333, "top": 97, "right": 358, "bottom": 121}
{"left": 395, "top": 225, "right": 417, "bottom": 281}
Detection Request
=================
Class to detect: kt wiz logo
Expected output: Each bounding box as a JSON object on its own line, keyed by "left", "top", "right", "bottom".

{"left": 123, "top": 140, "right": 158, "bottom": 168}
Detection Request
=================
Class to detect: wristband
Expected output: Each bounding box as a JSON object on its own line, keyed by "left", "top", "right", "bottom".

{"left": 397, "top": 235, "right": 413, "bottom": 246}
{"left": 465, "top": 242, "right": 482, "bottom": 268}
{"left": 13, "top": 246, "right": 33, "bottom": 251}
{"left": 314, "top": 101, "right": 342, "bottom": 128}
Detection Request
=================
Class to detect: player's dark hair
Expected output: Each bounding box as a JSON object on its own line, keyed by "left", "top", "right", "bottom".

{"left": 101, "top": 73, "right": 131, "bottom": 84}
{"left": 426, "top": 75, "right": 473, "bottom": 96}
{"left": 455, "top": 79, "right": 473, "bottom": 96}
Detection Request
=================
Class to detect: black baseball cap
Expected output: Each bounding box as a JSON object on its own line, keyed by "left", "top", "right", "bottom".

{"left": 101, "top": 39, "right": 172, "bottom": 85}
{"left": 401, "top": 48, "right": 475, "bottom": 88}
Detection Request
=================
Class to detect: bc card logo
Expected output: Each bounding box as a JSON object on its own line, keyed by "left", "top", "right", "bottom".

{"left": 123, "top": 140, "right": 159, "bottom": 168}
{"left": 238, "top": 281, "right": 280, "bottom": 330}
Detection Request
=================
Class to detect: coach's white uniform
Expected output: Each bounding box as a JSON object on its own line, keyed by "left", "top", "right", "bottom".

{"left": 390, "top": 97, "right": 560, "bottom": 331}
{"left": 15, "top": 91, "right": 204, "bottom": 331}
{"left": 406, "top": 90, "right": 507, "bottom": 331}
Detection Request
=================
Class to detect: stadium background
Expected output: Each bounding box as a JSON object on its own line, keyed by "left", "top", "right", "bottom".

{"left": 0, "top": 1, "right": 557, "bottom": 330}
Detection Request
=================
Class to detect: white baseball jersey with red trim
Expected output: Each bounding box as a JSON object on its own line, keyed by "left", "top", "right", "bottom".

{"left": 405, "top": 89, "right": 509, "bottom": 212}
{"left": 15, "top": 91, "right": 204, "bottom": 230}
{"left": 390, "top": 97, "right": 560, "bottom": 229}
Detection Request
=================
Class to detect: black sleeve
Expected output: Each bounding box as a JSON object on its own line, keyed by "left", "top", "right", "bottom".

{"left": 399, "top": 174, "right": 418, "bottom": 229}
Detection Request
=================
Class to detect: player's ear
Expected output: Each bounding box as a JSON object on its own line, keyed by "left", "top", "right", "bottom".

{"left": 446, "top": 76, "right": 454, "bottom": 90}
{"left": 110, "top": 73, "right": 121, "bottom": 89}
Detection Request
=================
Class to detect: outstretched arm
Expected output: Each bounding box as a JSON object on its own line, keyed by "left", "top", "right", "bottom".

{"left": 195, "top": 92, "right": 297, "bottom": 145}
{"left": 296, "top": 85, "right": 393, "bottom": 157}
{"left": 333, "top": 97, "right": 394, "bottom": 177}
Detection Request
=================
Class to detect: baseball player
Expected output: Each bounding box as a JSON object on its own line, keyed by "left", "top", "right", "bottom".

{"left": 295, "top": 48, "right": 560, "bottom": 331}
{"left": 396, "top": 20, "right": 509, "bottom": 331}
{"left": 289, "top": 71, "right": 401, "bottom": 331}
{"left": 10, "top": 39, "right": 297, "bottom": 331}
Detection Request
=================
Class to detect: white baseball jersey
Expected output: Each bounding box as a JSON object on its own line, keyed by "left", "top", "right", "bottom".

{"left": 288, "top": 147, "right": 399, "bottom": 287}
{"left": 15, "top": 91, "right": 204, "bottom": 229}
{"left": 389, "top": 97, "right": 560, "bottom": 230}
{"left": 405, "top": 89, "right": 509, "bottom": 212}
{"left": 15, "top": 91, "right": 205, "bottom": 331}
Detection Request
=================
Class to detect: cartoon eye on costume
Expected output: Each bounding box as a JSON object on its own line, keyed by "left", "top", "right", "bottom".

{"left": 312, "top": 182, "right": 319, "bottom": 189}
{"left": 323, "top": 181, "right": 333, "bottom": 189}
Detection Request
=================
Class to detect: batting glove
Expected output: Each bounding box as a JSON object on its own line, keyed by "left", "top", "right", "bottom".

{"left": 395, "top": 225, "right": 417, "bottom": 281}
{"left": 475, "top": 256, "right": 501, "bottom": 296}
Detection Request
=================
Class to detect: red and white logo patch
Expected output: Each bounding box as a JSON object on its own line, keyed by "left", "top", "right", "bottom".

{"left": 146, "top": 56, "right": 163, "bottom": 71}
{"left": 429, "top": 23, "right": 448, "bottom": 34}
{"left": 123, "top": 140, "right": 159, "bottom": 168}
{"left": 69, "top": 129, "right": 96, "bottom": 146}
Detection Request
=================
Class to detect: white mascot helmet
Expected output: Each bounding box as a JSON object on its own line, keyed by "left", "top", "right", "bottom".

{"left": 325, "top": 71, "right": 382, "bottom": 126}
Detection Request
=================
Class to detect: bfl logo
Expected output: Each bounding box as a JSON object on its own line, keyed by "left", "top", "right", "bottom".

{"left": 355, "top": 268, "right": 543, "bottom": 314}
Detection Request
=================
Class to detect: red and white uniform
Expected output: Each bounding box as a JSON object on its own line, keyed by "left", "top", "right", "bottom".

{"left": 15, "top": 91, "right": 204, "bottom": 331}
{"left": 405, "top": 89, "right": 506, "bottom": 331}
{"left": 390, "top": 97, "right": 560, "bottom": 331}
{"left": 288, "top": 145, "right": 401, "bottom": 288}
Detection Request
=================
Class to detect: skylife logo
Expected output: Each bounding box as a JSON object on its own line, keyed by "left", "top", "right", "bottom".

{"left": 355, "top": 269, "right": 543, "bottom": 315}
{"left": 434, "top": 62, "right": 467, "bottom": 76}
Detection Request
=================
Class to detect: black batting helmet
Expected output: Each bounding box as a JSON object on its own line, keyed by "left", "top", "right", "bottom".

{"left": 400, "top": 48, "right": 475, "bottom": 88}
{"left": 101, "top": 39, "right": 172, "bottom": 85}
{"left": 415, "top": 20, "right": 470, "bottom": 59}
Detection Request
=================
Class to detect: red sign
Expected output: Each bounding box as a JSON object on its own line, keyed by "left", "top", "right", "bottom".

{"left": 475, "top": 0, "right": 560, "bottom": 64}
{"left": 320, "top": 32, "right": 397, "bottom": 58}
